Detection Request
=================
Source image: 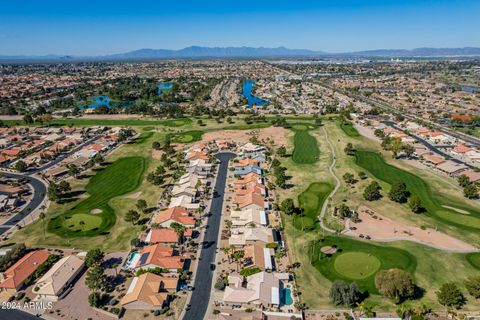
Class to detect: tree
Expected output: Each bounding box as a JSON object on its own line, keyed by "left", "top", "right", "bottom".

{"left": 125, "top": 210, "right": 140, "bottom": 225}
{"left": 458, "top": 175, "right": 471, "bottom": 188}
{"left": 88, "top": 292, "right": 101, "bottom": 307}
{"left": 47, "top": 183, "right": 61, "bottom": 203}
{"left": 67, "top": 164, "right": 81, "bottom": 177}
{"left": 464, "top": 184, "right": 479, "bottom": 199}
{"left": 280, "top": 198, "right": 295, "bottom": 215}
{"left": 363, "top": 181, "right": 382, "bottom": 201}
{"left": 436, "top": 282, "right": 465, "bottom": 309}
{"left": 23, "top": 114, "right": 34, "bottom": 125}
{"left": 402, "top": 144, "right": 415, "bottom": 158}
{"left": 375, "top": 269, "right": 415, "bottom": 303}
{"left": 85, "top": 265, "right": 106, "bottom": 291}
{"left": 329, "top": 280, "right": 361, "bottom": 307}
{"left": 93, "top": 153, "right": 104, "bottom": 164}
{"left": 14, "top": 160, "right": 27, "bottom": 172}
{"left": 39, "top": 212, "right": 46, "bottom": 239}
{"left": 344, "top": 143, "right": 355, "bottom": 156}
{"left": 58, "top": 180, "right": 71, "bottom": 194}
{"left": 277, "top": 146, "right": 287, "bottom": 157}
{"left": 170, "top": 222, "right": 186, "bottom": 239}
{"left": 343, "top": 173, "right": 356, "bottom": 184}
{"left": 155, "top": 165, "right": 166, "bottom": 175}
{"left": 388, "top": 182, "right": 409, "bottom": 203}
{"left": 358, "top": 171, "right": 368, "bottom": 180}
{"left": 136, "top": 199, "right": 148, "bottom": 213}
{"left": 152, "top": 141, "right": 161, "bottom": 150}
{"left": 85, "top": 249, "right": 105, "bottom": 268}
{"left": 197, "top": 119, "right": 204, "bottom": 126}
{"left": 338, "top": 204, "right": 351, "bottom": 219}
{"left": 465, "top": 276, "right": 480, "bottom": 299}
{"left": 408, "top": 195, "right": 424, "bottom": 213}
{"left": 374, "top": 129, "right": 385, "bottom": 139}
{"left": 232, "top": 250, "right": 245, "bottom": 271}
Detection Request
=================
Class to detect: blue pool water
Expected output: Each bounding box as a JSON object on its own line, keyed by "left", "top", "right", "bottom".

{"left": 461, "top": 85, "right": 477, "bottom": 93}
{"left": 280, "top": 288, "right": 293, "bottom": 305}
{"left": 157, "top": 83, "right": 173, "bottom": 95}
{"left": 79, "top": 95, "right": 111, "bottom": 109}
{"left": 242, "top": 80, "right": 269, "bottom": 107}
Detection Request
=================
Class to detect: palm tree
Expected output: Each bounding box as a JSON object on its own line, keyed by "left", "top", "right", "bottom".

{"left": 232, "top": 250, "right": 245, "bottom": 272}
{"left": 39, "top": 212, "right": 46, "bottom": 239}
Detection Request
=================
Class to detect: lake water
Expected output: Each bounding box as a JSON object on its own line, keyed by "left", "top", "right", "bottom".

{"left": 242, "top": 80, "right": 269, "bottom": 107}
{"left": 79, "top": 95, "right": 110, "bottom": 109}
{"left": 157, "top": 83, "right": 173, "bottom": 95}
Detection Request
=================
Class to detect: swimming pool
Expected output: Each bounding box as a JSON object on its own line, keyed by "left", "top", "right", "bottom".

{"left": 280, "top": 288, "right": 293, "bottom": 305}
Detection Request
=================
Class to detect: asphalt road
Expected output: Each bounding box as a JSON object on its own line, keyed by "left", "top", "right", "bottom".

{"left": 0, "top": 173, "right": 47, "bottom": 236}
{"left": 183, "top": 152, "right": 235, "bottom": 320}
{"left": 0, "top": 309, "right": 43, "bottom": 319}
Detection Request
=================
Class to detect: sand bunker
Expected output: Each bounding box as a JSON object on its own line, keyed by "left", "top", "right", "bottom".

{"left": 442, "top": 205, "right": 470, "bottom": 215}
{"left": 320, "top": 246, "right": 337, "bottom": 254}
{"left": 90, "top": 209, "right": 102, "bottom": 214}
{"left": 201, "top": 126, "right": 289, "bottom": 147}
{"left": 345, "top": 206, "right": 477, "bottom": 252}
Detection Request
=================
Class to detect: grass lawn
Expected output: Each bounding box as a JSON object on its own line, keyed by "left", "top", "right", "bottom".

{"left": 466, "top": 253, "right": 480, "bottom": 270}
{"left": 48, "top": 156, "right": 146, "bottom": 237}
{"left": 310, "top": 236, "right": 417, "bottom": 294}
{"left": 340, "top": 121, "right": 360, "bottom": 137}
{"left": 355, "top": 150, "right": 480, "bottom": 231}
{"left": 291, "top": 126, "right": 320, "bottom": 164}
{"left": 169, "top": 130, "right": 204, "bottom": 143}
{"left": 295, "top": 182, "right": 333, "bottom": 231}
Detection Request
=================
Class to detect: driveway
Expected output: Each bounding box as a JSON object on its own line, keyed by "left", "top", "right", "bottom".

{"left": 183, "top": 152, "right": 235, "bottom": 320}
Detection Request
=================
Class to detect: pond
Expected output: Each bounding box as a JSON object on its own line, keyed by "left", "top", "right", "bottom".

{"left": 157, "top": 82, "right": 173, "bottom": 95}
{"left": 79, "top": 95, "right": 110, "bottom": 109}
{"left": 242, "top": 80, "right": 269, "bottom": 107}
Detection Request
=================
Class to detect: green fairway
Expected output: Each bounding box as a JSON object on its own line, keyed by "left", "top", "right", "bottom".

{"left": 334, "top": 252, "right": 381, "bottom": 280}
{"left": 311, "top": 236, "right": 417, "bottom": 293}
{"left": 295, "top": 182, "right": 333, "bottom": 230}
{"left": 340, "top": 121, "right": 360, "bottom": 137}
{"left": 170, "top": 130, "right": 204, "bottom": 143}
{"left": 3, "top": 117, "right": 192, "bottom": 127}
{"left": 48, "top": 157, "right": 146, "bottom": 237}
{"left": 466, "top": 253, "right": 480, "bottom": 270}
{"left": 292, "top": 127, "right": 320, "bottom": 164}
{"left": 133, "top": 132, "right": 154, "bottom": 144}
{"left": 355, "top": 150, "right": 480, "bottom": 231}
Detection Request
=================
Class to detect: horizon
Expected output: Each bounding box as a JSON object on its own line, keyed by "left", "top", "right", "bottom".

{"left": 1, "top": 0, "right": 480, "bottom": 56}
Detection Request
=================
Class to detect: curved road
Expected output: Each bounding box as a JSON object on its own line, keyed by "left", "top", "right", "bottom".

{"left": 0, "top": 173, "right": 47, "bottom": 236}
{"left": 183, "top": 152, "right": 235, "bottom": 320}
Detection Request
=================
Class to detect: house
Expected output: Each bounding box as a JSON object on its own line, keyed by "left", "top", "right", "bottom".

{"left": 145, "top": 228, "right": 179, "bottom": 244}
{"left": 135, "top": 244, "right": 186, "bottom": 272}
{"left": 436, "top": 160, "right": 468, "bottom": 176}
{"left": 234, "top": 159, "right": 260, "bottom": 168}
{"left": 239, "top": 143, "right": 266, "bottom": 155}
{"left": 235, "top": 182, "right": 266, "bottom": 197}
{"left": 233, "top": 192, "right": 267, "bottom": 211}
{"left": 46, "top": 166, "right": 69, "bottom": 179}
{"left": 234, "top": 165, "right": 263, "bottom": 177}
{"left": 34, "top": 255, "right": 85, "bottom": 301}
{"left": 234, "top": 172, "right": 264, "bottom": 187}
{"left": 230, "top": 207, "right": 268, "bottom": 227}
{"left": 229, "top": 227, "right": 274, "bottom": 247}
{"left": 186, "top": 151, "right": 209, "bottom": 162}
{"left": 168, "top": 195, "right": 200, "bottom": 210}
{"left": 0, "top": 250, "right": 50, "bottom": 294}
{"left": 121, "top": 273, "right": 178, "bottom": 310}
{"left": 460, "top": 170, "right": 480, "bottom": 184}
{"left": 423, "top": 154, "right": 446, "bottom": 166}
{"left": 152, "top": 207, "right": 195, "bottom": 227}
{"left": 223, "top": 272, "right": 289, "bottom": 306}
{"left": 452, "top": 145, "right": 473, "bottom": 157}
{"left": 244, "top": 243, "right": 274, "bottom": 270}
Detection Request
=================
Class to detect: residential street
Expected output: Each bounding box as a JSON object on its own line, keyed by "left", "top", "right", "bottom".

{"left": 182, "top": 152, "right": 235, "bottom": 320}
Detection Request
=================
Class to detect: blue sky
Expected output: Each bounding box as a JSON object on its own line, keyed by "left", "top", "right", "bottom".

{"left": 0, "top": 0, "right": 479, "bottom": 55}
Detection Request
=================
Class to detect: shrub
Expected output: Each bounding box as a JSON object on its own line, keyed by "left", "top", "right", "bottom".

{"left": 436, "top": 282, "right": 465, "bottom": 309}
{"left": 375, "top": 269, "right": 415, "bottom": 303}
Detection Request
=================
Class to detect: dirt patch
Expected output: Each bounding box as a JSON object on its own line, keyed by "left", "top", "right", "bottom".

{"left": 201, "top": 126, "right": 289, "bottom": 147}
{"left": 345, "top": 206, "right": 476, "bottom": 252}
{"left": 442, "top": 205, "right": 470, "bottom": 215}
{"left": 90, "top": 209, "right": 102, "bottom": 214}
{"left": 126, "top": 191, "right": 142, "bottom": 199}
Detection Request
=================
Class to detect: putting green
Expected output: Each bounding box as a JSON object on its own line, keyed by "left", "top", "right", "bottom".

{"left": 170, "top": 130, "right": 204, "bottom": 144}
{"left": 64, "top": 213, "right": 103, "bottom": 232}
{"left": 334, "top": 252, "right": 381, "bottom": 280}
{"left": 48, "top": 156, "right": 146, "bottom": 237}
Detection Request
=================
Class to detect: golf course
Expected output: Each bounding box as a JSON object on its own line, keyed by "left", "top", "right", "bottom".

{"left": 295, "top": 182, "right": 333, "bottom": 231}
{"left": 355, "top": 150, "right": 480, "bottom": 231}
{"left": 291, "top": 125, "right": 320, "bottom": 164}
{"left": 340, "top": 121, "right": 360, "bottom": 137}
{"left": 48, "top": 156, "right": 146, "bottom": 237}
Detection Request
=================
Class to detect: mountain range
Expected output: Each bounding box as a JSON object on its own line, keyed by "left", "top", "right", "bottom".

{"left": 2, "top": 46, "right": 480, "bottom": 61}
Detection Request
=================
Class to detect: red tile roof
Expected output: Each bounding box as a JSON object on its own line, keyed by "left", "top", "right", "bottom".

{"left": 0, "top": 250, "right": 49, "bottom": 290}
